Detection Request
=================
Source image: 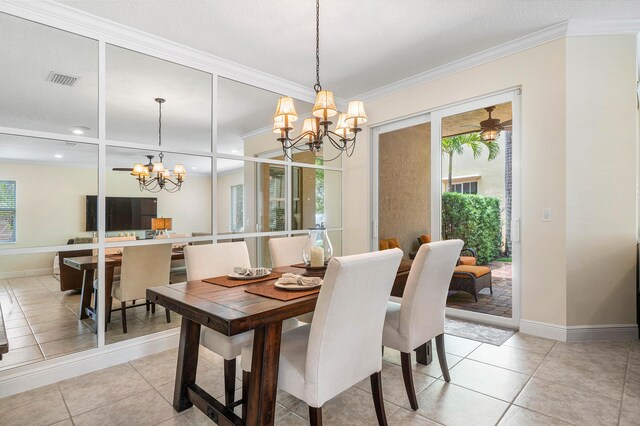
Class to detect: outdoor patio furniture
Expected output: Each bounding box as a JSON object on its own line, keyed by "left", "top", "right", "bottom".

{"left": 458, "top": 247, "right": 478, "bottom": 266}
{"left": 449, "top": 265, "right": 492, "bottom": 302}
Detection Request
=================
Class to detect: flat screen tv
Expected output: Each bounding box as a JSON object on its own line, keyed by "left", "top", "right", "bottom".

{"left": 85, "top": 196, "right": 157, "bottom": 232}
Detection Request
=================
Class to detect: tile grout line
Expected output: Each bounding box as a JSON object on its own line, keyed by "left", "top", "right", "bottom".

{"left": 55, "top": 382, "right": 76, "bottom": 426}
{"left": 491, "top": 339, "right": 559, "bottom": 425}
{"left": 616, "top": 343, "right": 632, "bottom": 425}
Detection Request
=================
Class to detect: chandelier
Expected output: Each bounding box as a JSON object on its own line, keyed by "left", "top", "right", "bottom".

{"left": 131, "top": 98, "right": 186, "bottom": 193}
{"left": 272, "top": 0, "right": 367, "bottom": 161}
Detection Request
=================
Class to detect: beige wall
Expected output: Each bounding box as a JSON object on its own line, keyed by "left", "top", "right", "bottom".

{"left": 0, "top": 162, "right": 212, "bottom": 273}
{"left": 344, "top": 35, "right": 639, "bottom": 329}
{"left": 565, "top": 35, "right": 638, "bottom": 326}
{"left": 379, "top": 123, "right": 431, "bottom": 256}
{"left": 344, "top": 39, "right": 568, "bottom": 326}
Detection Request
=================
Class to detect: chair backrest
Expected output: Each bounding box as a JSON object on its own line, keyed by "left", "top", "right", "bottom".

{"left": 268, "top": 235, "right": 307, "bottom": 267}
{"left": 306, "top": 248, "right": 403, "bottom": 406}
{"left": 183, "top": 241, "right": 251, "bottom": 281}
{"left": 92, "top": 236, "right": 137, "bottom": 255}
{"left": 118, "top": 244, "right": 172, "bottom": 302}
{"left": 399, "top": 239, "right": 464, "bottom": 349}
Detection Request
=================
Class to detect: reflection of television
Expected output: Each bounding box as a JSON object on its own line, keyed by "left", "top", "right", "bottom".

{"left": 85, "top": 196, "right": 157, "bottom": 231}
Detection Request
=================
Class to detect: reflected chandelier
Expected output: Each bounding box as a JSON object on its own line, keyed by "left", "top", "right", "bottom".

{"left": 273, "top": 0, "right": 367, "bottom": 161}
{"left": 131, "top": 98, "right": 186, "bottom": 193}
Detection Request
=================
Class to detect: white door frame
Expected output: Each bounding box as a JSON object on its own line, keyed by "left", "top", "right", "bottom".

{"left": 432, "top": 90, "right": 521, "bottom": 329}
{"left": 371, "top": 89, "right": 521, "bottom": 330}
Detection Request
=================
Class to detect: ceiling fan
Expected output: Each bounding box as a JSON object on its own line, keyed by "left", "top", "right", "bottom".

{"left": 461, "top": 106, "right": 512, "bottom": 142}
{"left": 112, "top": 155, "right": 154, "bottom": 172}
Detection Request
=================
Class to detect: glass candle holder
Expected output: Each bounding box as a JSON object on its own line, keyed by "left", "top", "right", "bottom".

{"left": 302, "top": 227, "right": 334, "bottom": 267}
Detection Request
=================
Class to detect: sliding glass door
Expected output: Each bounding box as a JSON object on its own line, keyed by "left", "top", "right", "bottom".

{"left": 372, "top": 90, "right": 520, "bottom": 328}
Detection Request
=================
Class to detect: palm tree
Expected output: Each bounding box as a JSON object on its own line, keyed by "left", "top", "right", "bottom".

{"left": 441, "top": 133, "right": 500, "bottom": 191}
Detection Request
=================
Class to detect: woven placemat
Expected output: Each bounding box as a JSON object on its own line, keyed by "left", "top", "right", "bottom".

{"left": 245, "top": 283, "right": 320, "bottom": 301}
{"left": 203, "top": 273, "right": 281, "bottom": 288}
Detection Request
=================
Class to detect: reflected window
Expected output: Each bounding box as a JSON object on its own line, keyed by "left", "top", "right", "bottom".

{"left": 0, "top": 135, "right": 98, "bottom": 249}
{"left": 230, "top": 184, "right": 244, "bottom": 232}
{"left": 292, "top": 167, "right": 341, "bottom": 230}
{"left": 0, "top": 180, "right": 16, "bottom": 243}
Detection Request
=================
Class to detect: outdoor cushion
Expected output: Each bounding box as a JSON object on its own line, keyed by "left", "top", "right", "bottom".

{"left": 380, "top": 238, "right": 401, "bottom": 250}
{"left": 459, "top": 256, "right": 477, "bottom": 266}
{"left": 419, "top": 234, "right": 431, "bottom": 244}
{"left": 453, "top": 265, "right": 491, "bottom": 278}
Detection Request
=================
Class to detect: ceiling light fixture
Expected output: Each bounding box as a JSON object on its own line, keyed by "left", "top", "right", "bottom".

{"left": 130, "top": 98, "right": 186, "bottom": 193}
{"left": 479, "top": 107, "right": 501, "bottom": 143}
{"left": 71, "top": 126, "right": 90, "bottom": 135}
{"left": 54, "top": 154, "right": 63, "bottom": 159}
{"left": 273, "top": 0, "right": 367, "bottom": 161}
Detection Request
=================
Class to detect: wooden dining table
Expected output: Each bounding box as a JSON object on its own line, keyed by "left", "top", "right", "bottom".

{"left": 63, "top": 249, "right": 185, "bottom": 327}
{"left": 147, "top": 260, "right": 429, "bottom": 426}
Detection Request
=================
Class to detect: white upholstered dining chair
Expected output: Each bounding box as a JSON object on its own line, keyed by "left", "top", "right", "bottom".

{"left": 382, "top": 239, "right": 463, "bottom": 410}
{"left": 183, "top": 241, "right": 300, "bottom": 408}
{"left": 241, "top": 248, "right": 403, "bottom": 425}
{"left": 111, "top": 243, "right": 173, "bottom": 334}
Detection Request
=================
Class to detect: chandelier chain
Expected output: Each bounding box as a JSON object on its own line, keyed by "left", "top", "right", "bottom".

{"left": 314, "top": 0, "right": 321, "bottom": 93}
{"left": 158, "top": 100, "right": 162, "bottom": 148}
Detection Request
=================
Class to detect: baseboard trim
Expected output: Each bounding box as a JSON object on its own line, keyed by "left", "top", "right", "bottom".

{"left": 0, "top": 328, "right": 179, "bottom": 398}
{"left": 0, "top": 268, "right": 53, "bottom": 279}
{"left": 520, "top": 320, "right": 638, "bottom": 342}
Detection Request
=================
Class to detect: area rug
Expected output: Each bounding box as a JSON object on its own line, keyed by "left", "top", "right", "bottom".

{"left": 444, "top": 318, "right": 516, "bottom": 346}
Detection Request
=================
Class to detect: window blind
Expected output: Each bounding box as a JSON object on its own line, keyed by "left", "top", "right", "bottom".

{"left": 0, "top": 180, "right": 16, "bottom": 243}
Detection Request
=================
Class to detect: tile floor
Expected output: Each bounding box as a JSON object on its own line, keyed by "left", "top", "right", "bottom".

{"left": 446, "top": 261, "right": 512, "bottom": 318}
{"left": 1, "top": 332, "right": 638, "bottom": 425}
{"left": 0, "top": 274, "right": 180, "bottom": 370}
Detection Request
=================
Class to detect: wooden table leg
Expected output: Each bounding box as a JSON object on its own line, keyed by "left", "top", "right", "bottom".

{"left": 246, "top": 321, "right": 283, "bottom": 426}
{"left": 173, "top": 317, "right": 201, "bottom": 412}
{"left": 79, "top": 269, "right": 94, "bottom": 319}
{"left": 104, "top": 267, "right": 114, "bottom": 331}
{"left": 415, "top": 340, "right": 433, "bottom": 365}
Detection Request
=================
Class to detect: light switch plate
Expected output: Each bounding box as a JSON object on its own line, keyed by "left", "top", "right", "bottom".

{"left": 542, "top": 208, "right": 552, "bottom": 222}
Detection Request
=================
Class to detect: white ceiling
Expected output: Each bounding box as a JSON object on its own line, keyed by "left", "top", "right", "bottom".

{"left": 57, "top": 0, "right": 640, "bottom": 99}
{"left": 0, "top": 11, "right": 312, "bottom": 163}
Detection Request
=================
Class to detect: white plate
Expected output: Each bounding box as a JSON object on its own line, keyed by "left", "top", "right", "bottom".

{"left": 228, "top": 272, "right": 271, "bottom": 280}
{"left": 274, "top": 281, "right": 322, "bottom": 291}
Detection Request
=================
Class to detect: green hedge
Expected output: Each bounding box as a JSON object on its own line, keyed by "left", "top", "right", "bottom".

{"left": 441, "top": 192, "right": 501, "bottom": 265}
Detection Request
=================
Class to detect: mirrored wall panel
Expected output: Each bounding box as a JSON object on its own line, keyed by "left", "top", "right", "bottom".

{"left": 106, "top": 45, "right": 212, "bottom": 151}
{"left": 103, "top": 241, "right": 182, "bottom": 344}
{"left": 217, "top": 77, "right": 341, "bottom": 166}
{"left": 291, "top": 167, "right": 341, "bottom": 230}
{"left": 217, "top": 158, "right": 287, "bottom": 235}
{"left": 0, "top": 13, "right": 98, "bottom": 137}
{"left": 0, "top": 250, "right": 99, "bottom": 370}
{"left": 0, "top": 135, "right": 98, "bottom": 249}
{"left": 106, "top": 146, "right": 212, "bottom": 240}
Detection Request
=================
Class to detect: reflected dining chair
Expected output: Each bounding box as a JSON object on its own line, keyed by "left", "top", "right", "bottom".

{"left": 382, "top": 239, "right": 463, "bottom": 410}
{"left": 110, "top": 244, "right": 173, "bottom": 334}
{"left": 184, "top": 241, "right": 301, "bottom": 408}
{"left": 241, "top": 248, "right": 403, "bottom": 425}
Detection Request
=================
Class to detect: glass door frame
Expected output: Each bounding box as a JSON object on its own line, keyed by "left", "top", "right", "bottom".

{"left": 371, "top": 90, "right": 521, "bottom": 329}
{"left": 431, "top": 90, "right": 521, "bottom": 329}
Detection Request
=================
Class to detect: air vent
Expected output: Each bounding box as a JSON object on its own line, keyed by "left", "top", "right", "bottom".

{"left": 46, "top": 71, "right": 78, "bottom": 87}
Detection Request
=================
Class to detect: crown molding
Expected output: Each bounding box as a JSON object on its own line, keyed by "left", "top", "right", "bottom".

{"left": 354, "top": 18, "right": 640, "bottom": 103}
{"left": 354, "top": 21, "right": 569, "bottom": 103}
{"left": 0, "top": 0, "right": 320, "bottom": 104}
